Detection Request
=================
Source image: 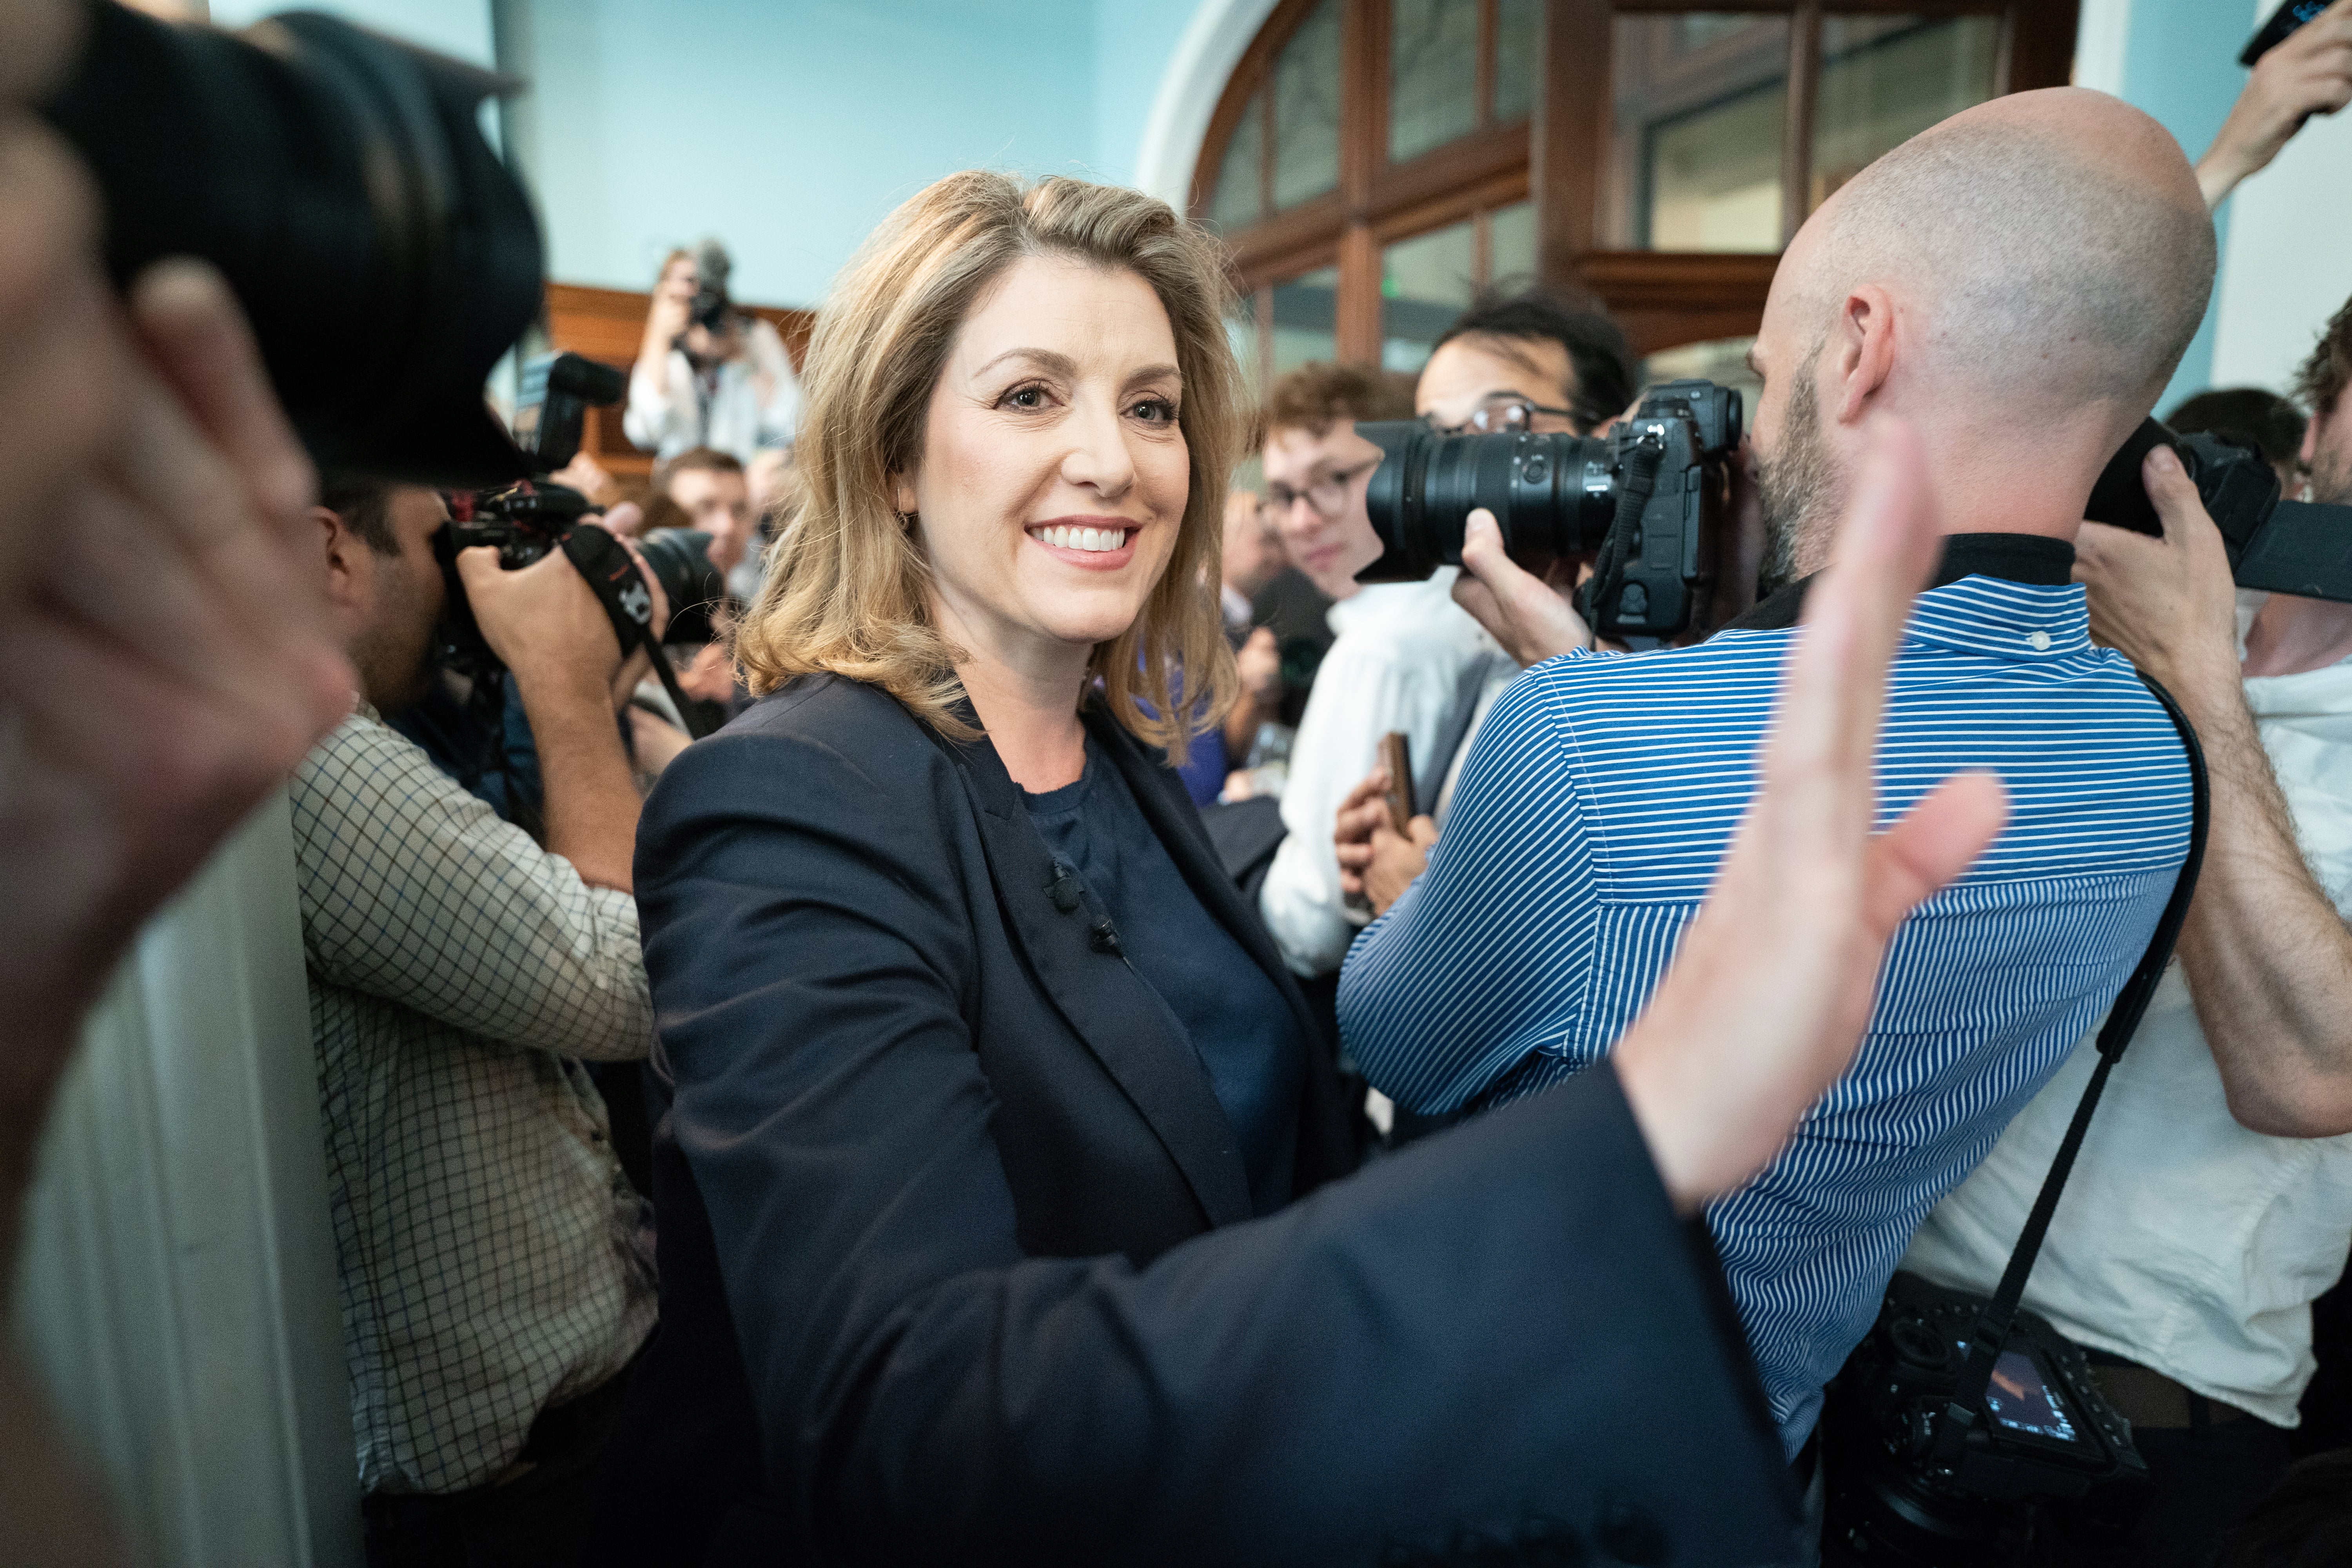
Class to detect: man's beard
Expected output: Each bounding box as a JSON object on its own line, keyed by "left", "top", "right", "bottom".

{"left": 2306, "top": 430, "right": 2352, "bottom": 508}
{"left": 1755, "top": 366, "right": 1842, "bottom": 597}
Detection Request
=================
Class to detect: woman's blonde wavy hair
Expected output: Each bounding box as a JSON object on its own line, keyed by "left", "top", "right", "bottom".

{"left": 731, "top": 172, "right": 1245, "bottom": 761}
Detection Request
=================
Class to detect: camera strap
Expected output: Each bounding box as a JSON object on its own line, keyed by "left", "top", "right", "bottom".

{"left": 1929, "top": 671, "right": 2210, "bottom": 1461}
{"left": 559, "top": 524, "right": 717, "bottom": 741}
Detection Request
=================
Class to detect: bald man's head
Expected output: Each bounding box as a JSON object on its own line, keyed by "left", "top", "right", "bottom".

{"left": 1748, "top": 89, "right": 2214, "bottom": 586}
{"left": 1789, "top": 88, "right": 2213, "bottom": 413}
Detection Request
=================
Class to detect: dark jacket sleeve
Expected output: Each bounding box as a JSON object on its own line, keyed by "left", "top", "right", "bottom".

{"left": 635, "top": 713, "right": 1797, "bottom": 1567}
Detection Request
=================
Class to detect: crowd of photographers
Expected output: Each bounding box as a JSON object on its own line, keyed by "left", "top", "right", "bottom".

{"left": 9, "top": 0, "right": 2352, "bottom": 1565}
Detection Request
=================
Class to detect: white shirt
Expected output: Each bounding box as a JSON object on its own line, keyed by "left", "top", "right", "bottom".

{"left": 1257, "top": 572, "right": 1517, "bottom": 978}
{"left": 293, "top": 706, "right": 659, "bottom": 1492}
{"left": 623, "top": 314, "right": 801, "bottom": 465}
{"left": 1905, "top": 655, "right": 2352, "bottom": 1427}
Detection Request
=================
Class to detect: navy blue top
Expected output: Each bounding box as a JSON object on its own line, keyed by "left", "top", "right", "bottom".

{"left": 1024, "top": 741, "right": 1303, "bottom": 1214}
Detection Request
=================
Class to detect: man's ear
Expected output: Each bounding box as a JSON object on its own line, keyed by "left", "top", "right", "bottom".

{"left": 1827, "top": 284, "right": 1898, "bottom": 427}
{"left": 316, "top": 505, "right": 368, "bottom": 614}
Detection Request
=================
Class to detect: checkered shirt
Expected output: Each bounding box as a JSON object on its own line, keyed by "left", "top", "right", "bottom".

{"left": 291, "top": 705, "right": 658, "bottom": 1495}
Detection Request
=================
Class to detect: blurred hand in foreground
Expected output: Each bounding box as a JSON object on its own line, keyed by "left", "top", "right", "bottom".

{"left": 1612, "top": 419, "right": 2010, "bottom": 1212}
{"left": 0, "top": 260, "right": 354, "bottom": 1182}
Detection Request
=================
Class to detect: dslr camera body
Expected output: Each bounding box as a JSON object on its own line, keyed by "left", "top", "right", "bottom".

{"left": 436, "top": 352, "right": 727, "bottom": 733}
{"left": 2088, "top": 417, "right": 2352, "bottom": 604}
{"left": 683, "top": 240, "right": 737, "bottom": 342}
{"left": 1822, "top": 1272, "right": 2147, "bottom": 1565}
{"left": 1356, "top": 378, "right": 1742, "bottom": 641}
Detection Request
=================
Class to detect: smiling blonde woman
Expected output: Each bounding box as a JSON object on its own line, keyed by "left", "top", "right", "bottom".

{"left": 731, "top": 171, "right": 1241, "bottom": 769}
{"left": 597, "top": 172, "right": 1874, "bottom": 1567}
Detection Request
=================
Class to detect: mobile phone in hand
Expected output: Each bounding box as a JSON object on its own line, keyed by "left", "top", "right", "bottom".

{"left": 2243, "top": 0, "right": 2331, "bottom": 66}
{"left": 1379, "top": 732, "right": 1414, "bottom": 834}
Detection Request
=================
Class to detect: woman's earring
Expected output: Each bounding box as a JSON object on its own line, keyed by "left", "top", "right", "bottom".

{"left": 897, "top": 510, "right": 919, "bottom": 531}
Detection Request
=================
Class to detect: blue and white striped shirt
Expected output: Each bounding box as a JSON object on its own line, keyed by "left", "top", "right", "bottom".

{"left": 1338, "top": 570, "right": 2193, "bottom": 1452}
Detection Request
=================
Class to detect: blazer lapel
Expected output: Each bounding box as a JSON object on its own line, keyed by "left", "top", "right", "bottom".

{"left": 1087, "top": 712, "right": 1363, "bottom": 1192}
{"left": 944, "top": 722, "right": 1257, "bottom": 1230}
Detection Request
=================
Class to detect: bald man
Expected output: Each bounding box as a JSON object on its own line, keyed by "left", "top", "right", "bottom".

{"left": 1340, "top": 88, "right": 2211, "bottom": 1459}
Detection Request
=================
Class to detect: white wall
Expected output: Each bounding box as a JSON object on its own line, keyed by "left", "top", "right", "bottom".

{"left": 2085, "top": 0, "right": 2352, "bottom": 407}
{"left": 12, "top": 802, "right": 359, "bottom": 1568}
{"left": 2209, "top": 0, "right": 2352, "bottom": 394}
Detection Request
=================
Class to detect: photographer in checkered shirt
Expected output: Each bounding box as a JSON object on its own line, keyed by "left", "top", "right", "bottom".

{"left": 294, "top": 476, "right": 665, "bottom": 1567}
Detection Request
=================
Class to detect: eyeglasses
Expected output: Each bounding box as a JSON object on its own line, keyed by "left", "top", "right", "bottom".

{"left": 1265, "top": 457, "right": 1379, "bottom": 517}
{"left": 1423, "top": 398, "right": 1581, "bottom": 437}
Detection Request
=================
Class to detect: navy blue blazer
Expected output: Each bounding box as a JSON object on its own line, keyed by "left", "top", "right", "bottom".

{"left": 594, "top": 673, "right": 1796, "bottom": 1566}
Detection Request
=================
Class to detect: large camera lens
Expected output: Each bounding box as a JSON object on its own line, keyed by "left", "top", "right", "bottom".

{"left": 1355, "top": 421, "right": 1618, "bottom": 583}
{"left": 636, "top": 528, "right": 730, "bottom": 646}
{"left": 42, "top": 2, "right": 543, "bottom": 485}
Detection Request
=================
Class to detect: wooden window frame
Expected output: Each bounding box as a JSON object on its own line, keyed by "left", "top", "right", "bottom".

{"left": 1194, "top": 0, "right": 2078, "bottom": 365}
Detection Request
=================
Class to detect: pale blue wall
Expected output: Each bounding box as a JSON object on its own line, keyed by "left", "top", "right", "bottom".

{"left": 207, "top": 0, "right": 1215, "bottom": 309}
{"left": 1094, "top": 1, "right": 1208, "bottom": 204}
{"left": 499, "top": 0, "right": 1207, "bottom": 309}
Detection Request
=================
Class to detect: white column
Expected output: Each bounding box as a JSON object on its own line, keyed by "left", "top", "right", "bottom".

{"left": 9, "top": 796, "right": 359, "bottom": 1568}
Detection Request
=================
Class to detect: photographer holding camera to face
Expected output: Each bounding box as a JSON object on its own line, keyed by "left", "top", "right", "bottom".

{"left": 625, "top": 241, "right": 802, "bottom": 466}
{"left": 1256, "top": 298, "right": 1640, "bottom": 987}
{"left": 1340, "top": 88, "right": 2216, "bottom": 1485}
{"left": 1901, "top": 295, "right": 2352, "bottom": 1567}
{"left": 299, "top": 470, "right": 675, "bottom": 1567}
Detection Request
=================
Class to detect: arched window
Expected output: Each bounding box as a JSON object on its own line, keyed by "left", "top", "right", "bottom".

{"left": 1195, "top": 0, "right": 2079, "bottom": 396}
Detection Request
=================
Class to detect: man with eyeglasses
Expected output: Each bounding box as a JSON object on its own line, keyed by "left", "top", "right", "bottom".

{"left": 1254, "top": 297, "right": 1636, "bottom": 1001}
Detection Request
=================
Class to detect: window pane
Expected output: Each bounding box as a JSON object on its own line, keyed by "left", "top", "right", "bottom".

{"left": 1380, "top": 220, "right": 1476, "bottom": 373}
{"left": 1493, "top": 0, "right": 1541, "bottom": 123}
{"left": 1644, "top": 335, "right": 1760, "bottom": 411}
{"left": 1811, "top": 17, "right": 2000, "bottom": 213}
{"left": 1273, "top": 0, "right": 1343, "bottom": 209}
{"left": 1209, "top": 91, "right": 1264, "bottom": 231}
{"left": 1390, "top": 0, "right": 1479, "bottom": 163}
{"left": 1604, "top": 14, "right": 1789, "bottom": 252}
{"left": 1271, "top": 266, "right": 1340, "bottom": 378}
{"left": 1488, "top": 200, "right": 1535, "bottom": 285}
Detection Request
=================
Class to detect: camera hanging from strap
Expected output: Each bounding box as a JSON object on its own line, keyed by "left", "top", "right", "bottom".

{"left": 1925, "top": 672, "right": 2211, "bottom": 1464}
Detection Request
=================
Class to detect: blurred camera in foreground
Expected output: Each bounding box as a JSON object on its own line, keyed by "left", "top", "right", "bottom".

{"left": 40, "top": 0, "right": 543, "bottom": 484}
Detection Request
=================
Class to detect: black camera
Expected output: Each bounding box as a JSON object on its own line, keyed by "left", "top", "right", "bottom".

{"left": 2087, "top": 417, "right": 2352, "bottom": 603}
{"left": 436, "top": 486, "right": 728, "bottom": 675}
{"left": 1821, "top": 1272, "right": 2147, "bottom": 1564}
{"left": 684, "top": 240, "right": 735, "bottom": 338}
{"left": 40, "top": 1, "right": 543, "bottom": 485}
{"left": 436, "top": 350, "right": 728, "bottom": 686}
{"left": 512, "top": 351, "right": 626, "bottom": 474}
{"left": 1356, "top": 378, "right": 1743, "bottom": 640}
